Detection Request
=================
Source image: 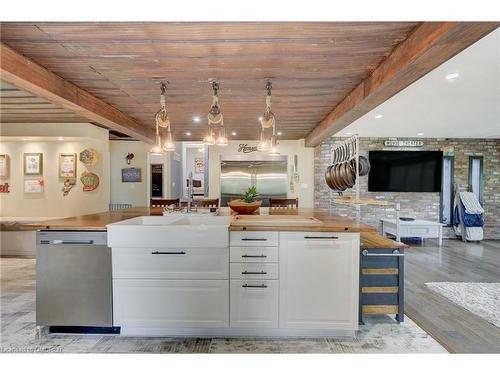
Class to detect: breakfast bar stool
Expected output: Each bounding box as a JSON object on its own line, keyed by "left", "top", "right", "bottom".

{"left": 269, "top": 198, "right": 299, "bottom": 209}
{"left": 150, "top": 198, "right": 180, "bottom": 208}
{"left": 193, "top": 198, "right": 219, "bottom": 208}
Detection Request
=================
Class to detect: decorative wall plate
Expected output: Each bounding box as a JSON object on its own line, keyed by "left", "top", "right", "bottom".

{"left": 79, "top": 148, "right": 99, "bottom": 166}
{"left": 80, "top": 172, "right": 99, "bottom": 192}
{"left": 61, "top": 179, "right": 76, "bottom": 196}
{"left": 0, "top": 182, "right": 10, "bottom": 193}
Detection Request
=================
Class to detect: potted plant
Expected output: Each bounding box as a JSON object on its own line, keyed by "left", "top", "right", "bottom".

{"left": 228, "top": 186, "right": 262, "bottom": 214}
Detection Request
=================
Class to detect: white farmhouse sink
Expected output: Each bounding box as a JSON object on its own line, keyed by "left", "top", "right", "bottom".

{"left": 107, "top": 215, "right": 231, "bottom": 248}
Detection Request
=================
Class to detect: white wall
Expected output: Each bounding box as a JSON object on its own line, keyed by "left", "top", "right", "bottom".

{"left": 0, "top": 123, "right": 110, "bottom": 218}
{"left": 109, "top": 140, "right": 150, "bottom": 207}
{"left": 208, "top": 139, "right": 314, "bottom": 207}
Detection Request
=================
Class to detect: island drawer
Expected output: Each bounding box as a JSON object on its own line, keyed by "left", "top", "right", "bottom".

{"left": 112, "top": 247, "right": 229, "bottom": 279}
{"left": 230, "top": 279, "right": 279, "bottom": 328}
{"left": 230, "top": 246, "right": 279, "bottom": 263}
{"left": 279, "top": 232, "right": 358, "bottom": 242}
{"left": 230, "top": 263, "right": 278, "bottom": 280}
{"left": 114, "top": 279, "right": 229, "bottom": 328}
{"left": 230, "top": 231, "right": 279, "bottom": 247}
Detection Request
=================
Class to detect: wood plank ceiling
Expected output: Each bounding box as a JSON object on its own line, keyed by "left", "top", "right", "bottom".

{"left": 0, "top": 22, "right": 420, "bottom": 141}
{"left": 0, "top": 80, "right": 89, "bottom": 123}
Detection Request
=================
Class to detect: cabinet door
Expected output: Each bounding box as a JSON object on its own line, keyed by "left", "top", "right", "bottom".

{"left": 230, "top": 280, "right": 279, "bottom": 328}
{"left": 279, "top": 233, "right": 359, "bottom": 330}
{"left": 113, "top": 279, "right": 229, "bottom": 328}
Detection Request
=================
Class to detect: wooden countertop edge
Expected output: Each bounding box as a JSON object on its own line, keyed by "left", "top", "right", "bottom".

{"left": 19, "top": 207, "right": 377, "bottom": 233}
{"left": 23, "top": 223, "right": 376, "bottom": 232}
{"left": 229, "top": 225, "right": 376, "bottom": 232}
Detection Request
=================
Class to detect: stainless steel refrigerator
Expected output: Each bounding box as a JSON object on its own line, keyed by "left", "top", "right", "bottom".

{"left": 220, "top": 154, "right": 288, "bottom": 207}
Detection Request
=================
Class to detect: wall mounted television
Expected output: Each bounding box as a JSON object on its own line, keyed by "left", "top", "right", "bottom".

{"left": 368, "top": 151, "right": 443, "bottom": 192}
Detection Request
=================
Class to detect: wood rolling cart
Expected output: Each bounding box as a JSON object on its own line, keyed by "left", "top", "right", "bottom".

{"left": 359, "top": 233, "right": 408, "bottom": 323}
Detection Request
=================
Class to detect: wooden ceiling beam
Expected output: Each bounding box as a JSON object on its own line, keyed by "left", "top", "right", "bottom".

{"left": 305, "top": 22, "right": 500, "bottom": 147}
{"left": 0, "top": 43, "right": 154, "bottom": 143}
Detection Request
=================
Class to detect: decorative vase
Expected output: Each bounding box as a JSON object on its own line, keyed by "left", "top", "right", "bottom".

{"left": 228, "top": 199, "right": 262, "bottom": 214}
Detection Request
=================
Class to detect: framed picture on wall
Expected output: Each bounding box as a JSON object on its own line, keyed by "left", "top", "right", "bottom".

{"left": 24, "top": 179, "right": 44, "bottom": 193}
{"left": 121, "top": 168, "right": 141, "bottom": 183}
{"left": 58, "top": 153, "right": 77, "bottom": 178}
{"left": 194, "top": 157, "right": 205, "bottom": 173}
{"left": 0, "top": 154, "right": 9, "bottom": 178}
{"left": 24, "top": 153, "right": 43, "bottom": 175}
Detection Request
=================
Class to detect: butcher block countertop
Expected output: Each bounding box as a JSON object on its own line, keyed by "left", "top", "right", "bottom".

{"left": 21, "top": 207, "right": 376, "bottom": 233}
{"left": 360, "top": 232, "right": 408, "bottom": 249}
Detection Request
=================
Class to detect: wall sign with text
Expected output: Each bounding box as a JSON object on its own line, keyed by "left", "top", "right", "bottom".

{"left": 383, "top": 140, "right": 424, "bottom": 147}
{"left": 238, "top": 144, "right": 258, "bottom": 153}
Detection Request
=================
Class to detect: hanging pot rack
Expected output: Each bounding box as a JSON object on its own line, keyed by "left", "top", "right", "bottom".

{"left": 327, "top": 134, "right": 402, "bottom": 241}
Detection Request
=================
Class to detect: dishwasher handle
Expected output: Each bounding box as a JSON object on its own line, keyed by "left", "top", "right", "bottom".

{"left": 42, "top": 239, "right": 95, "bottom": 245}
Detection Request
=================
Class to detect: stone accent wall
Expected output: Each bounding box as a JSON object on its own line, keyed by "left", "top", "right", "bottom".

{"left": 314, "top": 138, "right": 500, "bottom": 239}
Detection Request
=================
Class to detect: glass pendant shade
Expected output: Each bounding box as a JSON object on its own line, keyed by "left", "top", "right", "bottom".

{"left": 216, "top": 126, "right": 228, "bottom": 146}
{"left": 163, "top": 128, "right": 176, "bottom": 152}
{"left": 268, "top": 134, "right": 280, "bottom": 155}
{"left": 150, "top": 123, "right": 165, "bottom": 154}
{"left": 257, "top": 128, "right": 270, "bottom": 151}
{"left": 150, "top": 137, "right": 164, "bottom": 154}
{"left": 203, "top": 125, "right": 216, "bottom": 145}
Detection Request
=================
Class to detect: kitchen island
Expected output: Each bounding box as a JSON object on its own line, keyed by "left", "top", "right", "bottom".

{"left": 26, "top": 208, "right": 376, "bottom": 337}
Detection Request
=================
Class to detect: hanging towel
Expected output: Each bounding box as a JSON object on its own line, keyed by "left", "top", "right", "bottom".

{"left": 453, "top": 204, "right": 484, "bottom": 227}
{"left": 459, "top": 192, "right": 484, "bottom": 214}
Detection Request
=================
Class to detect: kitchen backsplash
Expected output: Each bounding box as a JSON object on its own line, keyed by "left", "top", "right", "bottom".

{"left": 314, "top": 137, "right": 500, "bottom": 239}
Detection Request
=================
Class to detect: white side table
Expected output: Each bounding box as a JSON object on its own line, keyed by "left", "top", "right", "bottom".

{"left": 380, "top": 219, "right": 444, "bottom": 246}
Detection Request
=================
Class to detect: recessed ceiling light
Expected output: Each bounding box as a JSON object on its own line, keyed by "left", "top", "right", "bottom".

{"left": 445, "top": 72, "right": 460, "bottom": 80}
{"left": 185, "top": 132, "right": 192, "bottom": 136}
{"left": 417, "top": 132, "right": 424, "bottom": 136}
{"left": 258, "top": 116, "right": 263, "bottom": 121}
{"left": 231, "top": 131, "right": 237, "bottom": 136}
{"left": 193, "top": 116, "right": 200, "bottom": 123}
{"left": 277, "top": 131, "right": 282, "bottom": 136}
{"left": 345, "top": 132, "right": 352, "bottom": 135}
{"left": 375, "top": 114, "right": 383, "bottom": 119}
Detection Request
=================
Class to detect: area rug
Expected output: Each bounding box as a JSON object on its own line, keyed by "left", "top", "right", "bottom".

{"left": 426, "top": 282, "right": 500, "bottom": 328}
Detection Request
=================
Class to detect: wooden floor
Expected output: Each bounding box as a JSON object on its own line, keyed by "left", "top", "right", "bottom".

{"left": 404, "top": 239, "right": 500, "bottom": 353}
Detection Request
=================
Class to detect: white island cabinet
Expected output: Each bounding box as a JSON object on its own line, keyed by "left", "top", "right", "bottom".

{"left": 279, "top": 232, "right": 360, "bottom": 331}
{"left": 107, "top": 216, "right": 231, "bottom": 335}
{"left": 108, "top": 218, "right": 360, "bottom": 336}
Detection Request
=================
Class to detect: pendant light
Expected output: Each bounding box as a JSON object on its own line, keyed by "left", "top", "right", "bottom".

{"left": 204, "top": 81, "right": 228, "bottom": 146}
{"left": 258, "top": 81, "right": 279, "bottom": 154}
{"left": 150, "top": 82, "right": 175, "bottom": 154}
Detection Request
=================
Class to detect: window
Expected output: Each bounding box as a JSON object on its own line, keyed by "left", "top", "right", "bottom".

{"left": 440, "top": 156, "right": 454, "bottom": 226}
{"left": 468, "top": 156, "right": 484, "bottom": 204}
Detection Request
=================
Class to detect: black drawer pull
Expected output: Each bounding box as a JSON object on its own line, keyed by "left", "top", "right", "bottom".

{"left": 361, "top": 250, "right": 404, "bottom": 257}
{"left": 242, "top": 284, "right": 268, "bottom": 288}
{"left": 242, "top": 238, "right": 267, "bottom": 241}
{"left": 241, "top": 254, "right": 267, "bottom": 258}
{"left": 242, "top": 271, "right": 267, "bottom": 275}
{"left": 304, "top": 236, "right": 338, "bottom": 239}
{"left": 151, "top": 251, "right": 186, "bottom": 255}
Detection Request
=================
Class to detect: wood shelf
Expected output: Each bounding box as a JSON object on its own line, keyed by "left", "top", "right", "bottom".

{"left": 331, "top": 197, "right": 392, "bottom": 206}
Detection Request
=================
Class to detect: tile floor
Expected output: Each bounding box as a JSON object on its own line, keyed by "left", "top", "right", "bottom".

{"left": 0, "top": 257, "right": 447, "bottom": 353}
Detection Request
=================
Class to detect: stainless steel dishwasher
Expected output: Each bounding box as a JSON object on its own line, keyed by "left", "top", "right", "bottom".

{"left": 36, "top": 231, "right": 117, "bottom": 333}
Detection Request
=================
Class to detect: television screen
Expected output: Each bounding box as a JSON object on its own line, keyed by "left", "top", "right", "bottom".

{"left": 368, "top": 151, "right": 443, "bottom": 192}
